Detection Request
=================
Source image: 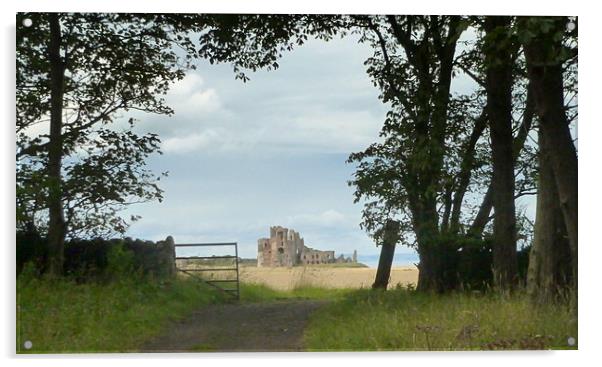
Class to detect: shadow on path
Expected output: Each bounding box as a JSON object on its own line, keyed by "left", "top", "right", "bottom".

{"left": 140, "top": 300, "right": 329, "bottom": 352}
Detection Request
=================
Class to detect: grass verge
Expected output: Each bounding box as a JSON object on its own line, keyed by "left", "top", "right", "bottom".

{"left": 16, "top": 274, "right": 225, "bottom": 353}
{"left": 308, "top": 263, "right": 369, "bottom": 268}
{"left": 239, "top": 282, "right": 354, "bottom": 302}
{"left": 304, "top": 288, "right": 577, "bottom": 351}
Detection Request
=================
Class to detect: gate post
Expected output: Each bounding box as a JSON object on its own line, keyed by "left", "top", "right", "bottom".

{"left": 372, "top": 220, "right": 401, "bottom": 290}
{"left": 165, "top": 236, "right": 176, "bottom": 278}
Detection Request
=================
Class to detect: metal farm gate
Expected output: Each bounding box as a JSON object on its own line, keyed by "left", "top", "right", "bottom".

{"left": 174, "top": 242, "right": 240, "bottom": 300}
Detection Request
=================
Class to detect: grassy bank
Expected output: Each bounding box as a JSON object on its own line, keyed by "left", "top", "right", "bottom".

{"left": 309, "top": 262, "right": 369, "bottom": 268}
{"left": 304, "top": 288, "right": 577, "bottom": 351}
{"left": 17, "top": 274, "right": 225, "bottom": 353}
{"left": 240, "top": 282, "right": 354, "bottom": 302}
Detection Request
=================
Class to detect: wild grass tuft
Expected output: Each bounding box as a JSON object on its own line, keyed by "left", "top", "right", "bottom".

{"left": 304, "top": 288, "right": 577, "bottom": 351}
{"left": 16, "top": 270, "right": 225, "bottom": 353}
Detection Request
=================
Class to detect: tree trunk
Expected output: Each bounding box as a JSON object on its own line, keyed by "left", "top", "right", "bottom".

{"left": 416, "top": 244, "right": 441, "bottom": 292}
{"left": 484, "top": 16, "right": 518, "bottom": 289}
{"left": 386, "top": 16, "right": 464, "bottom": 293}
{"left": 521, "top": 17, "right": 578, "bottom": 291}
{"left": 46, "top": 13, "right": 67, "bottom": 276}
{"left": 468, "top": 85, "right": 534, "bottom": 237}
{"left": 527, "top": 128, "right": 572, "bottom": 302}
{"left": 450, "top": 109, "right": 488, "bottom": 233}
{"left": 416, "top": 231, "right": 458, "bottom": 293}
{"left": 469, "top": 187, "right": 494, "bottom": 237}
{"left": 373, "top": 220, "right": 400, "bottom": 290}
{"left": 413, "top": 203, "right": 454, "bottom": 293}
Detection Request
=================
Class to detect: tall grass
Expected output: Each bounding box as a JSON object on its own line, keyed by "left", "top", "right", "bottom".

{"left": 16, "top": 270, "right": 225, "bottom": 353}
{"left": 304, "top": 288, "right": 577, "bottom": 351}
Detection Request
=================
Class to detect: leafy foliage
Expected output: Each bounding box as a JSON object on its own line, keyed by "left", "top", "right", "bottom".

{"left": 347, "top": 15, "right": 473, "bottom": 246}
{"left": 196, "top": 14, "right": 347, "bottom": 82}
{"left": 16, "top": 13, "right": 202, "bottom": 237}
{"left": 346, "top": 16, "right": 545, "bottom": 247}
{"left": 16, "top": 13, "right": 349, "bottom": 240}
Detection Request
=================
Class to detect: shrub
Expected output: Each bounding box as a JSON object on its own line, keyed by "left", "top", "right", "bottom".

{"left": 455, "top": 236, "right": 493, "bottom": 290}
{"left": 63, "top": 238, "right": 113, "bottom": 280}
{"left": 16, "top": 233, "right": 175, "bottom": 282}
{"left": 105, "top": 242, "right": 137, "bottom": 280}
{"left": 425, "top": 234, "right": 532, "bottom": 291}
{"left": 16, "top": 228, "right": 47, "bottom": 275}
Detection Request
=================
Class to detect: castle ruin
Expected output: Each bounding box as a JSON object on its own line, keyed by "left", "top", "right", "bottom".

{"left": 257, "top": 226, "right": 355, "bottom": 267}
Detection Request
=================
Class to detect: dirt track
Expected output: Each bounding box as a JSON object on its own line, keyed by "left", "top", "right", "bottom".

{"left": 140, "top": 300, "right": 328, "bottom": 352}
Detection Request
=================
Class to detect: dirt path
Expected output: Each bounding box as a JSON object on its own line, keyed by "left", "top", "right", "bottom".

{"left": 140, "top": 300, "right": 328, "bottom": 352}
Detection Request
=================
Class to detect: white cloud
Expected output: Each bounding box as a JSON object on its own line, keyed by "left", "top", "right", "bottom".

{"left": 281, "top": 110, "right": 383, "bottom": 152}
{"left": 169, "top": 73, "right": 205, "bottom": 95}
{"left": 133, "top": 38, "right": 387, "bottom": 156}
{"left": 161, "top": 129, "right": 222, "bottom": 153}
{"left": 167, "top": 74, "right": 221, "bottom": 115}
{"left": 286, "top": 209, "right": 347, "bottom": 228}
{"left": 160, "top": 125, "right": 267, "bottom": 154}
{"left": 158, "top": 107, "right": 384, "bottom": 155}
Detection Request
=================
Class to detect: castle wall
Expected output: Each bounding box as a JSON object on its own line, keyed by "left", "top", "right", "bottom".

{"left": 299, "top": 248, "right": 334, "bottom": 265}
{"left": 257, "top": 226, "right": 354, "bottom": 267}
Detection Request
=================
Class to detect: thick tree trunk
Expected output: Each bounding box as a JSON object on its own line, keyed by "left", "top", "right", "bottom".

{"left": 484, "top": 16, "right": 518, "bottom": 289}
{"left": 416, "top": 243, "right": 455, "bottom": 293}
{"left": 373, "top": 220, "right": 400, "bottom": 290}
{"left": 522, "top": 17, "right": 578, "bottom": 291}
{"left": 416, "top": 244, "right": 442, "bottom": 292}
{"left": 386, "top": 16, "right": 464, "bottom": 293}
{"left": 527, "top": 128, "right": 572, "bottom": 302}
{"left": 413, "top": 203, "right": 454, "bottom": 292}
{"left": 414, "top": 17, "right": 461, "bottom": 292}
{"left": 46, "top": 13, "right": 67, "bottom": 276}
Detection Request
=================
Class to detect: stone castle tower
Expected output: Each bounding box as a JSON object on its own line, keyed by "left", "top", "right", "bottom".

{"left": 257, "top": 226, "right": 304, "bottom": 267}
{"left": 257, "top": 226, "right": 342, "bottom": 267}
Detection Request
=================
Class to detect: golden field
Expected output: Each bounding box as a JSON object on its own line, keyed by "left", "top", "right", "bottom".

{"left": 239, "top": 265, "right": 418, "bottom": 290}
{"left": 176, "top": 259, "right": 419, "bottom": 290}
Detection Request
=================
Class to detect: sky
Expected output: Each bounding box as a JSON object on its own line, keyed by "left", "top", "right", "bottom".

{"left": 119, "top": 33, "right": 422, "bottom": 264}
{"left": 115, "top": 31, "right": 535, "bottom": 266}
{"left": 19, "top": 28, "right": 540, "bottom": 267}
